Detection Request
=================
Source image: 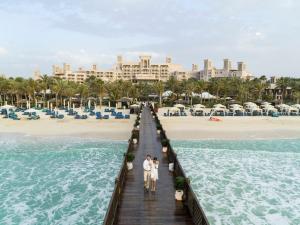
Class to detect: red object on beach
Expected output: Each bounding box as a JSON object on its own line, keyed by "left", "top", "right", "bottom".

{"left": 209, "top": 117, "right": 221, "bottom": 122}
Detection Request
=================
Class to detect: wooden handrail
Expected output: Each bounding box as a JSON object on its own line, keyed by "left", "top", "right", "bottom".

{"left": 102, "top": 115, "right": 140, "bottom": 225}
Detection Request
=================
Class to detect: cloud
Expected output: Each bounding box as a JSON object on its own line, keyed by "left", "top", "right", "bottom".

{"left": 0, "top": 0, "right": 300, "bottom": 76}
{"left": 0, "top": 47, "right": 7, "bottom": 56}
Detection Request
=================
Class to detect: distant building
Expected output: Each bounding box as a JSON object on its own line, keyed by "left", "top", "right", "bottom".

{"left": 265, "top": 76, "right": 292, "bottom": 101}
{"left": 190, "top": 59, "right": 254, "bottom": 81}
{"left": 33, "top": 70, "right": 42, "bottom": 80}
{"left": 52, "top": 55, "right": 189, "bottom": 83}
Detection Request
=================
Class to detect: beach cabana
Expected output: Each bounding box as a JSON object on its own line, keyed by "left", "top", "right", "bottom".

{"left": 191, "top": 104, "right": 206, "bottom": 116}
{"left": 229, "top": 104, "right": 244, "bottom": 116}
{"left": 162, "top": 90, "right": 173, "bottom": 98}
{"left": 244, "top": 102, "right": 262, "bottom": 116}
{"left": 210, "top": 104, "right": 227, "bottom": 116}
{"left": 0, "top": 104, "right": 16, "bottom": 111}
{"left": 199, "top": 92, "right": 216, "bottom": 100}
{"left": 174, "top": 104, "right": 185, "bottom": 111}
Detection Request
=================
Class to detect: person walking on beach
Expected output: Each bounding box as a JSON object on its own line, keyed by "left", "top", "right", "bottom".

{"left": 143, "top": 155, "right": 152, "bottom": 191}
{"left": 150, "top": 157, "right": 159, "bottom": 192}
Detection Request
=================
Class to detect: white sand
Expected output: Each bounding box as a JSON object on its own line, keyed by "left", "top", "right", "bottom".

{"left": 159, "top": 116, "right": 300, "bottom": 140}
{"left": 0, "top": 116, "right": 136, "bottom": 140}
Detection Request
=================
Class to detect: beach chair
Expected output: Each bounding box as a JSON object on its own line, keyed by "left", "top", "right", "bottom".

{"left": 81, "top": 115, "right": 88, "bottom": 119}
{"left": 57, "top": 114, "right": 64, "bottom": 119}
{"left": 103, "top": 115, "right": 109, "bottom": 119}
{"left": 89, "top": 111, "right": 95, "bottom": 116}
{"left": 124, "top": 115, "right": 130, "bottom": 119}
{"left": 95, "top": 112, "right": 102, "bottom": 119}
{"left": 74, "top": 115, "right": 81, "bottom": 119}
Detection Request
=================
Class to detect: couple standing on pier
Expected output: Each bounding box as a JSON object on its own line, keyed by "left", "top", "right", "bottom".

{"left": 143, "top": 154, "right": 159, "bottom": 192}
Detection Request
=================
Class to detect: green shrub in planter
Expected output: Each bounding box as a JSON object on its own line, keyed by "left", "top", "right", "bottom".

{"left": 161, "top": 138, "right": 169, "bottom": 147}
{"left": 134, "top": 121, "right": 140, "bottom": 127}
{"left": 175, "top": 176, "right": 185, "bottom": 190}
{"left": 126, "top": 153, "right": 135, "bottom": 162}
{"left": 156, "top": 124, "right": 162, "bottom": 130}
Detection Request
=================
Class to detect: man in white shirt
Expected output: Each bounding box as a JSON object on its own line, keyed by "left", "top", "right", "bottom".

{"left": 143, "top": 155, "right": 152, "bottom": 191}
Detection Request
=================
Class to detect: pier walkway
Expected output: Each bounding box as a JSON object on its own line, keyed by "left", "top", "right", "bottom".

{"left": 114, "top": 106, "right": 194, "bottom": 225}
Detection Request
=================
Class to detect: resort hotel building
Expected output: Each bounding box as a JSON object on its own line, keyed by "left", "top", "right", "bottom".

{"left": 40, "top": 56, "right": 254, "bottom": 83}
{"left": 52, "top": 55, "right": 188, "bottom": 83}
{"left": 190, "top": 59, "right": 254, "bottom": 81}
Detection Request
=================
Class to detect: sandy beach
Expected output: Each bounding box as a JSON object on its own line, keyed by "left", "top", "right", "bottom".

{"left": 159, "top": 116, "right": 300, "bottom": 140}
{"left": 0, "top": 116, "right": 136, "bottom": 140}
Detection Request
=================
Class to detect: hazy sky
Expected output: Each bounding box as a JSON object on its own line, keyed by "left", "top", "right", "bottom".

{"left": 0, "top": 0, "right": 300, "bottom": 77}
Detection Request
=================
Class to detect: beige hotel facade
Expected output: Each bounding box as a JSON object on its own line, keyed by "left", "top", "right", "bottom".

{"left": 48, "top": 55, "right": 254, "bottom": 83}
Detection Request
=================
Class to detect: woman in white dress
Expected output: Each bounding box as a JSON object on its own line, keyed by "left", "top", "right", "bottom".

{"left": 150, "top": 157, "right": 159, "bottom": 192}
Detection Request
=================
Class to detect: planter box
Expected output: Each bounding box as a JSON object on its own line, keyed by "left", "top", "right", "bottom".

{"left": 127, "top": 162, "right": 133, "bottom": 170}
{"left": 175, "top": 190, "right": 184, "bottom": 201}
{"left": 168, "top": 163, "right": 174, "bottom": 172}
{"left": 162, "top": 146, "right": 168, "bottom": 153}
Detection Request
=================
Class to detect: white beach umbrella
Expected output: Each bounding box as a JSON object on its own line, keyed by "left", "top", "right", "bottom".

{"left": 72, "top": 103, "right": 75, "bottom": 111}
{"left": 162, "top": 90, "right": 173, "bottom": 97}
{"left": 174, "top": 104, "right": 185, "bottom": 109}
{"left": 25, "top": 108, "right": 39, "bottom": 113}
{"left": 63, "top": 99, "right": 66, "bottom": 108}
{"left": 213, "top": 104, "right": 226, "bottom": 109}
{"left": 50, "top": 103, "right": 53, "bottom": 111}
{"left": 47, "top": 101, "right": 50, "bottom": 109}
{"left": 88, "top": 100, "right": 91, "bottom": 109}
{"left": 200, "top": 92, "right": 216, "bottom": 99}
{"left": 67, "top": 101, "right": 70, "bottom": 110}
{"left": 170, "top": 107, "right": 180, "bottom": 113}
{"left": 0, "top": 104, "right": 16, "bottom": 110}
{"left": 193, "top": 104, "right": 206, "bottom": 109}
{"left": 291, "top": 104, "right": 300, "bottom": 109}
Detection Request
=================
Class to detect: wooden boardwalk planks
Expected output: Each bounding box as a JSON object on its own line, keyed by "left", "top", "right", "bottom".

{"left": 114, "top": 107, "right": 194, "bottom": 225}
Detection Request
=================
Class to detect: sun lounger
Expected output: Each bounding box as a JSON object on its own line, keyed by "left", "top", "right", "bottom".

{"left": 95, "top": 112, "right": 102, "bottom": 119}
{"left": 103, "top": 115, "right": 109, "bottom": 119}
{"left": 57, "top": 114, "right": 64, "bottom": 119}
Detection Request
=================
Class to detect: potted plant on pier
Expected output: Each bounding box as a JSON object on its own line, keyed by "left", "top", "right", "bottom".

{"left": 156, "top": 123, "right": 162, "bottom": 134}
{"left": 132, "top": 131, "right": 139, "bottom": 144}
{"left": 175, "top": 176, "right": 185, "bottom": 201}
{"left": 134, "top": 120, "right": 140, "bottom": 130}
{"left": 161, "top": 138, "right": 169, "bottom": 152}
{"left": 126, "top": 153, "right": 135, "bottom": 170}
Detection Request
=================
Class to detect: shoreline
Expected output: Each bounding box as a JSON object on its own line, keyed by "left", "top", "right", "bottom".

{"left": 159, "top": 116, "right": 300, "bottom": 140}
{"left": 0, "top": 117, "right": 135, "bottom": 141}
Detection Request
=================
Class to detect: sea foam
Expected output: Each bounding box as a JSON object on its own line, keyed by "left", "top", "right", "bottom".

{"left": 173, "top": 139, "right": 300, "bottom": 225}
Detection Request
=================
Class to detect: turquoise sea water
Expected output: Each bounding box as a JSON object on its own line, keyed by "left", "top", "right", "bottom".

{"left": 173, "top": 139, "right": 300, "bottom": 225}
{"left": 0, "top": 135, "right": 126, "bottom": 225}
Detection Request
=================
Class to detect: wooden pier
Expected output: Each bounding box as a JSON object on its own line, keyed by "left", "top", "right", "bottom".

{"left": 103, "top": 106, "right": 209, "bottom": 225}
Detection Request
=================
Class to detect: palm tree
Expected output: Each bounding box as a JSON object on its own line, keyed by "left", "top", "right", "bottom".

{"left": 105, "top": 81, "right": 122, "bottom": 106}
{"left": 40, "top": 74, "right": 51, "bottom": 103}
{"left": 96, "top": 79, "right": 106, "bottom": 108}
{"left": 166, "top": 76, "right": 179, "bottom": 99}
{"left": 153, "top": 81, "right": 165, "bottom": 107}
{"left": 77, "top": 83, "right": 89, "bottom": 107}
{"left": 293, "top": 91, "right": 300, "bottom": 104}
{"left": 254, "top": 80, "right": 268, "bottom": 101}
{"left": 51, "top": 78, "right": 66, "bottom": 107}
{"left": 194, "top": 80, "right": 207, "bottom": 103}
{"left": 276, "top": 77, "right": 290, "bottom": 103}
{"left": 185, "top": 80, "right": 195, "bottom": 106}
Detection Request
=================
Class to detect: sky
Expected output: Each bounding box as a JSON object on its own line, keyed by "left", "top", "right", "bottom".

{"left": 0, "top": 0, "right": 300, "bottom": 77}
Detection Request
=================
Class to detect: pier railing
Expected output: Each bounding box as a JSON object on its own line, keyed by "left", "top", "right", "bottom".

{"left": 102, "top": 114, "right": 140, "bottom": 225}
{"left": 151, "top": 105, "right": 210, "bottom": 225}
